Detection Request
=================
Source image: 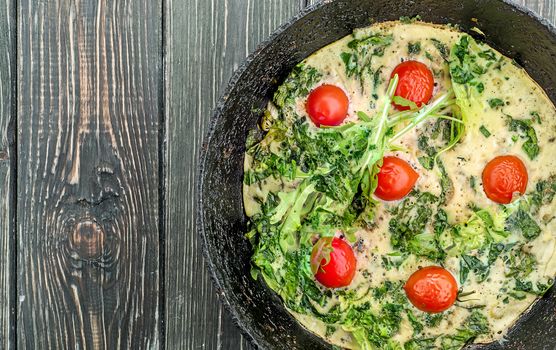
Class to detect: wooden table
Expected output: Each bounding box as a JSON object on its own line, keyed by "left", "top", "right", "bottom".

{"left": 0, "top": 0, "right": 554, "bottom": 349}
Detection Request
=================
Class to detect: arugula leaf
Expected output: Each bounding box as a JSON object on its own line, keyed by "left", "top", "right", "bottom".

{"left": 248, "top": 73, "right": 456, "bottom": 350}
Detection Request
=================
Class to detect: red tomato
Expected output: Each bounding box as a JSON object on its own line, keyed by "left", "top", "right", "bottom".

{"left": 404, "top": 266, "right": 458, "bottom": 313}
{"left": 311, "top": 237, "right": 356, "bottom": 288}
{"left": 391, "top": 61, "right": 434, "bottom": 111}
{"left": 374, "top": 156, "right": 419, "bottom": 201}
{"left": 306, "top": 84, "right": 349, "bottom": 127}
{"left": 482, "top": 155, "right": 528, "bottom": 204}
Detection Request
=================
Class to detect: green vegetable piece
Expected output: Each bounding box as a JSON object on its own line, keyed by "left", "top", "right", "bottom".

{"left": 505, "top": 209, "right": 541, "bottom": 240}
{"left": 431, "top": 38, "right": 449, "bottom": 61}
{"left": 440, "top": 311, "right": 489, "bottom": 349}
{"left": 479, "top": 125, "right": 491, "bottom": 138}
{"left": 459, "top": 255, "right": 489, "bottom": 284}
{"left": 507, "top": 116, "right": 540, "bottom": 160}
{"left": 488, "top": 98, "right": 505, "bottom": 109}
{"left": 408, "top": 41, "right": 421, "bottom": 55}
{"left": 273, "top": 63, "right": 321, "bottom": 110}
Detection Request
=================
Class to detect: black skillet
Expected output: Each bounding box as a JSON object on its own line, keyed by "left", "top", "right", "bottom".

{"left": 198, "top": 0, "right": 556, "bottom": 349}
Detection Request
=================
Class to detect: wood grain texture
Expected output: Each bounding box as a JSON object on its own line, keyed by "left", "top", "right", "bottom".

{"left": 164, "top": 0, "right": 306, "bottom": 349}
{"left": 176, "top": 0, "right": 556, "bottom": 349}
{"left": 17, "top": 0, "right": 161, "bottom": 348}
{"left": 0, "top": 0, "right": 14, "bottom": 347}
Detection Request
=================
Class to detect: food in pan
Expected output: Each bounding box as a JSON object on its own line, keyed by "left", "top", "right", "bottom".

{"left": 243, "top": 19, "right": 556, "bottom": 349}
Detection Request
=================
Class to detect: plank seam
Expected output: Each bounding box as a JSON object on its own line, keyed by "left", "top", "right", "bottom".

{"left": 159, "top": 0, "right": 167, "bottom": 348}
{"left": 8, "top": 0, "right": 17, "bottom": 346}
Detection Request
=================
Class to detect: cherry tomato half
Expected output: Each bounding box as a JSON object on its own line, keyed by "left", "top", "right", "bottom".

{"left": 374, "top": 156, "right": 419, "bottom": 201}
{"left": 482, "top": 155, "right": 528, "bottom": 204}
{"left": 391, "top": 60, "right": 434, "bottom": 111}
{"left": 311, "top": 237, "right": 356, "bottom": 288}
{"left": 306, "top": 84, "right": 349, "bottom": 127}
{"left": 404, "top": 266, "right": 458, "bottom": 313}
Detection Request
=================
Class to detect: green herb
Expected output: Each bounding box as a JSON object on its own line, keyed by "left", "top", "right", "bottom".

{"left": 530, "top": 111, "right": 542, "bottom": 124}
{"left": 406, "top": 309, "right": 424, "bottom": 335}
{"left": 340, "top": 31, "right": 394, "bottom": 91}
{"left": 478, "top": 49, "right": 496, "bottom": 61}
{"left": 488, "top": 98, "right": 505, "bottom": 109}
{"left": 479, "top": 125, "right": 491, "bottom": 138}
{"left": 399, "top": 15, "right": 421, "bottom": 24}
{"left": 440, "top": 311, "right": 489, "bottom": 349}
{"left": 469, "top": 176, "right": 477, "bottom": 192}
{"left": 530, "top": 174, "right": 556, "bottom": 214}
{"left": 325, "top": 325, "right": 336, "bottom": 338}
{"left": 449, "top": 35, "right": 497, "bottom": 91}
{"left": 388, "top": 191, "right": 446, "bottom": 260}
{"left": 248, "top": 75, "right": 457, "bottom": 350}
{"left": 273, "top": 63, "right": 321, "bottom": 112}
{"left": 425, "top": 313, "right": 444, "bottom": 327}
{"left": 507, "top": 116, "right": 540, "bottom": 160}
{"left": 431, "top": 38, "right": 449, "bottom": 61}
{"left": 504, "top": 245, "right": 536, "bottom": 279}
{"left": 460, "top": 254, "right": 489, "bottom": 284}
{"left": 505, "top": 209, "right": 541, "bottom": 240}
{"left": 408, "top": 41, "right": 421, "bottom": 55}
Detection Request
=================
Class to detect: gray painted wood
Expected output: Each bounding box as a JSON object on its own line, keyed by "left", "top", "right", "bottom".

{"left": 17, "top": 0, "right": 161, "bottom": 348}
{"left": 0, "top": 0, "right": 14, "bottom": 347}
{"left": 172, "top": 0, "right": 556, "bottom": 349}
{"left": 164, "top": 0, "right": 306, "bottom": 349}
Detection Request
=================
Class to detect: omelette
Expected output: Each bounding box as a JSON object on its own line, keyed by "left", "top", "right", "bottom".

{"left": 243, "top": 19, "right": 556, "bottom": 350}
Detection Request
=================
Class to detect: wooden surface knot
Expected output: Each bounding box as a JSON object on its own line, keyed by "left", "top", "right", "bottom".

{"left": 70, "top": 219, "right": 106, "bottom": 260}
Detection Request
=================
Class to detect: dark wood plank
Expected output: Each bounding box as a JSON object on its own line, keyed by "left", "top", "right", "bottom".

{"left": 169, "top": 0, "right": 556, "bottom": 348}
{"left": 164, "top": 0, "right": 306, "bottom": 349}
{"left": 17, "top": 0, "right": 161, "bottom": 348}
{"left": 0, "top": 0, "right": 14, "bottom": 347}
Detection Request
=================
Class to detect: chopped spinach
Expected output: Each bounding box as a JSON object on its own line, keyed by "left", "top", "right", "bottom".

{"left": 440, "top": 311, "right": 489, "bottom": 349}
{"left": 273, "top": 63, "right": 321, "bottom": 112}
{"left": 505, "top": 209, "right": 541, "bottom": 240}
{"left": 408, "top": 41, "right": 421, "bottom": 55}
{"left": 507, "top": 116, "right": 540, "bottom": 160}
{"left": 460, "top": 254, "right": 489, "bottom": 284}
{"left": 488, "top": 98, "right": 505, "bottom": 109}
{"left": 431, "top": 38, "right": 449, "bottom": 61}
{"left": 340, "top": 31, "right": 394, "bottom": 91}
{"left": 389, "top": 191, "right": 446, "bottom": 260}
{"left": 530, "top": 174, "right": 556, "bottom": 214}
